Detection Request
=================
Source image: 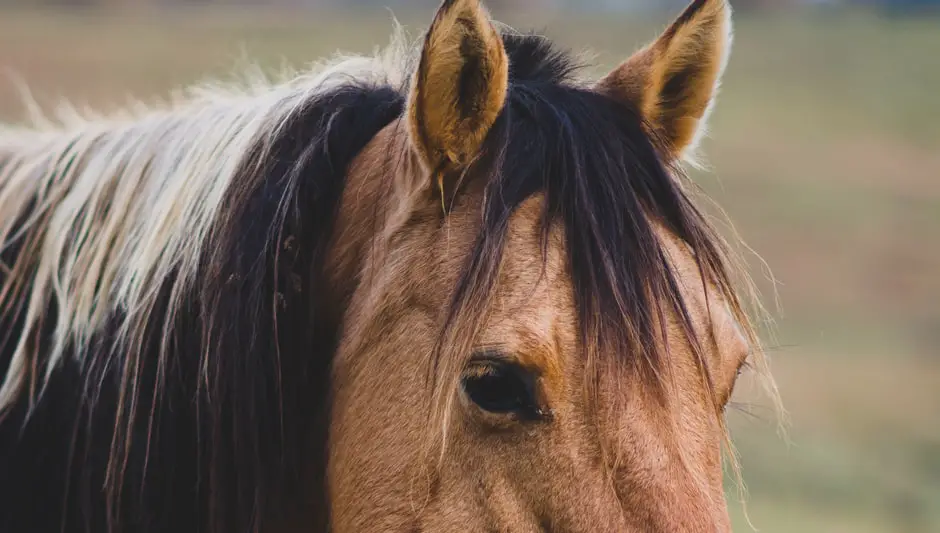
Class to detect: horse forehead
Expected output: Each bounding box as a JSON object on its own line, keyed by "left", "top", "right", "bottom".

{"left": 495, "top": 209, "right": 747, "bottom": 346}
{"left": 499, "top": 194, "right": 568, "bottom": 288}
{"left": 480, "top": 193, "right": 573, "bottom": 350}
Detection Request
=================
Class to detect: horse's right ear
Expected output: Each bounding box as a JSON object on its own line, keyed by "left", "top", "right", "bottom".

{"left": 407, "top": 0, "right": 509, "bottom": 190}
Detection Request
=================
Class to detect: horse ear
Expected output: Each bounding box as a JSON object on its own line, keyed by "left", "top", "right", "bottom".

{"left": 596, "top": 0, "right": 732, "bottom": 160}
{"left": 407, "top": 0, "right": 509, "bottom": 182}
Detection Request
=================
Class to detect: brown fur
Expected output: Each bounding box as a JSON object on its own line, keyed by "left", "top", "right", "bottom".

{"left": 325, "top": 160, "right": 747, "bottom": 531}
{"left": 0, "top": 1, "right": 772, "bottom": 531}
{"left": 320, "top": 2, "right": 756, "bottom": 531}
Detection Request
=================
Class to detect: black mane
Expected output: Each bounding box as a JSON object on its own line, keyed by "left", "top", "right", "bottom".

{"left": 0, "top": 31, "right": 738, "bottom": 533}
{"left": 0, "top": 80, "right": 404, "bottom": 533}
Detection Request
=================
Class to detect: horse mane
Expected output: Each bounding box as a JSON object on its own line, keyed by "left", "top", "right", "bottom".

{"left": 0, "top": 29, "right": 412, "bottom": 533}
{"left": 0, "top": 21, "right": 773, "bottom": 533}
{"left": 0, "top": 39, "right": 411, "bottom": 409}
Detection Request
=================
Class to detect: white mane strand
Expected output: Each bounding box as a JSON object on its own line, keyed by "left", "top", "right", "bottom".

{"left": 0, "top": 30, "right": 411, "bottom": 412}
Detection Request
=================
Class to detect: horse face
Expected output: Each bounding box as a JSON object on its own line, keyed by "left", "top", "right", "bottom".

{"left": 324, "top": 1, "right": 754, "bottom": 531}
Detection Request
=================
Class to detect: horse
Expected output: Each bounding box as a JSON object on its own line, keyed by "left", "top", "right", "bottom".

{"left": 0, "top": 0, "right": 777, "bottom": 531}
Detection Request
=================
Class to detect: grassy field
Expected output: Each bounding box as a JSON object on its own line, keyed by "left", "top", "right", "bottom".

{"left": 1, "top": 6, "right": 938, "bottom": 532}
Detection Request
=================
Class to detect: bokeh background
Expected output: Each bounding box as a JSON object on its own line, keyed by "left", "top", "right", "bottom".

{"left": 1, "top": 0, "right": 937, "bottom": 531}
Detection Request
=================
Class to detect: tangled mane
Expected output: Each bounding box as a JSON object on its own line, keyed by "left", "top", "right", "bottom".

{"left": 0, "top": 20, "right": 773, "bottom": 533}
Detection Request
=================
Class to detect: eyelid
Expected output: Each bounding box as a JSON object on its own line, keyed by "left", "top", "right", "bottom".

{"left": 467, "top": 347, "right": 547, "bottom": 384}
{"left": 468, "top": 347, "right": 513, "bottom": 365}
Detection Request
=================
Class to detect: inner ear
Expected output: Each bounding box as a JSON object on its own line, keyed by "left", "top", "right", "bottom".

{"left": 661, "top": 63, "right": 701, "bottom": 116}
{"left": 407, "top": 0, "right": 509, "bottom": 190}
{"left": 456, "top": 31, "right": 489, "bottom": 120}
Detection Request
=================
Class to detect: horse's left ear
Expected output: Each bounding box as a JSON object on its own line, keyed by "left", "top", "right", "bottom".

{"left": 407, "top": 0, "right": 509, "bottom": 182}
{"left": 596, "top": 0, "right": 732, "bottom": 160}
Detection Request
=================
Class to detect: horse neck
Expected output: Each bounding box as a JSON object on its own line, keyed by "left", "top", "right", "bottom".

{"left": 270, "top": 140, "right": 402, "bottom": 533}
{"left": 321, "top": 121, "right": 419, "bottom": 311}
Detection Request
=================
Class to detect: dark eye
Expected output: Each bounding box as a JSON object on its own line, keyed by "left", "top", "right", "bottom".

{"left": 461, "top": 357, "right": 545, "bottom": 421}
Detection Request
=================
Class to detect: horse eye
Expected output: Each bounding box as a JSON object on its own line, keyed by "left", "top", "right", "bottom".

{"left": 461, "top": 359, "right": 543, "bottom": 420}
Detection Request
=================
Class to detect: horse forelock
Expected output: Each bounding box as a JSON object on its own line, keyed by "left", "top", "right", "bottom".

{"left": 420, "top": 30, "right": 775, "bottom": 484}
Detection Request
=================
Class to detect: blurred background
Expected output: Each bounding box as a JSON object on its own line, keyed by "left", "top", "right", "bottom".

{"left": 0, "top": 0, "right": 937, "bottom": 531}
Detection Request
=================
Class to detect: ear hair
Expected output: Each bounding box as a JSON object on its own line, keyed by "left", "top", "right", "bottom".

{"left": 596, "top": 0, "right": 733, "bottom": 164}
{"left": 407, "top": 0, "right": 509, "bottom": 202}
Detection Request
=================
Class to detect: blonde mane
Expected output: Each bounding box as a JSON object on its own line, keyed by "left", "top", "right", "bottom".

{"left": 0, "top": 31, "right": 412, "bottom": 414}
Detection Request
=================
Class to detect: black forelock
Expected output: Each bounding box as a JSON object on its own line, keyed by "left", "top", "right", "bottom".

{"left": 502, "top": 31, "right": 583, "bottom": 85}
{"left": 444, "top": 31, "right": 729, "bottom": 401}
